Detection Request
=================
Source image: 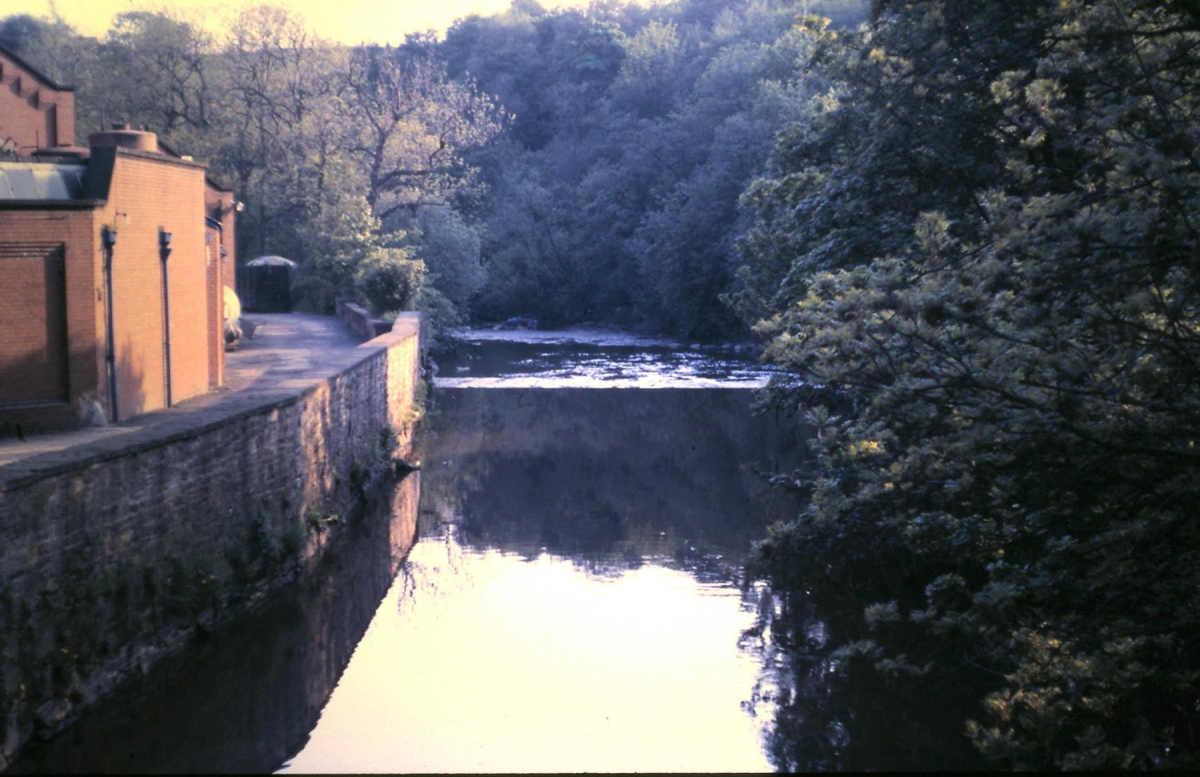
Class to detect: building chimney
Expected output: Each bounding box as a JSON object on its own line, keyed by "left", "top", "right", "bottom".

{"left": 89, "top": 123, "right": 159, "bottom": 153}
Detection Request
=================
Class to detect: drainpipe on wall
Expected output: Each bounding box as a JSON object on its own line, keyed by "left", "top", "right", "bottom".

{"left": 159, "top": 229, "right": 173, "bottom": 407}
{"left": 101, "top": 226, "right": 119, "bottom": 423}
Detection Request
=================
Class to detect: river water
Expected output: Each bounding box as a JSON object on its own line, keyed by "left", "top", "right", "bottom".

{"left": 277, "top": 330, "right": 804, "bottom": 772}
{"left": 16, "top": 329, "right": 974, "bottom": 772}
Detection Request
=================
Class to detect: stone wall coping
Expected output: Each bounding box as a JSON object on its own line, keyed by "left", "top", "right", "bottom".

{"left": 336, "top": 299, "right": 396, "bottom": 341}
{"left": 0, "top": 314, "right": 420, "bottom": 493}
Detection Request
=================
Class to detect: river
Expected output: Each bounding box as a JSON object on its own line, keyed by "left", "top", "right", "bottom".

{"left": 12, "top": 328, "right": 978, "bottom": 772}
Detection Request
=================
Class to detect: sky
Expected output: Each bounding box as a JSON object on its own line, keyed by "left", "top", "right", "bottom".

{"left": 3, "top": 0, "right": 609, "bottom": 44}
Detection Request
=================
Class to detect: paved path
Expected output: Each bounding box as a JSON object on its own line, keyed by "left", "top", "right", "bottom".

{"left": 0, "top": 314, "right": 363, "bottom": 469}
{"left": 224, "top": 313, "right": 362, "bottom": 393}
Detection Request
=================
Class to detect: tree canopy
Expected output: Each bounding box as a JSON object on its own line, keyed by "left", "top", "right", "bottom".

{"left": 740, "top": 0, "right": 1200, "bottom": 768}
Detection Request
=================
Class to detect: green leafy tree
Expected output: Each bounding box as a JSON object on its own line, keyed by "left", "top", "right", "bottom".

{"left": 292, "top": 195, "right": 381, "bottom": 313}
{"left": 356, "top": 247, "right": 423, "bottom": 314}
{"left": 743, "top": 0, "right": 1200, "bottom": 768}
{"left": 413, "top": 206, "right": 486, "bottom": 312}
{"left": 465, "top": 0, "right": 865, "bottom": 335}
{"left": 611, "top": 20, "right": 684, "bottom": 118}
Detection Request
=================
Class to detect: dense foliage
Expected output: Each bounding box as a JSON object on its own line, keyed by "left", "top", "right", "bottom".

{"left": 1, "top": 0, "right": 864, "bottom": 338}
{"left": 741, "top": 0, "right": 1200, "bottom": 769}
{"left": 445, "top": 0, "right": 865, "bottom": 336}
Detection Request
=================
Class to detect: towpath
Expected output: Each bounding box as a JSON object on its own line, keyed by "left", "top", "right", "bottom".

{"left": 0, "top": 314, "right": 363, "bottom": 471}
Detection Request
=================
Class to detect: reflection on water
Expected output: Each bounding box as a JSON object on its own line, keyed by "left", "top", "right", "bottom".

{"left": 421, "top": 389, "right": 804, "bottom": 568}
{"left": 10, "top": 334, "right": 978, "bottom": 773}
{"left": 738, "top": 588, "right": 988, "bottom": 772}
{"left": 282, "top": 529, "right": 773, "bottom": 773}
{"left": 11, "top": 475, "right": 420, "bottom": 774}
{"left": 280, "top": 388, "right": 806, "bottom": 772}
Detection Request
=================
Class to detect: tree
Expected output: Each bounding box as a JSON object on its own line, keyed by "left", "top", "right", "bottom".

{"left": 100, "top": 11, "right": 213, "bottom": 135}
{"left": 464, "top": 0, "right": 864, "bottom": 335}
{"left": 216, "top": 5, "right": 348, "bottom": 260}
{"left": 413, "top": 206, "right": 486, "bottom": 312}
{"left": 742, "top": 0, "right": 1200, "bottom": 768}
{"left": 611, "top": 21, "right": 684, "bottom": 118}
{"left": 345, "top": 39, "right": 506, "bottom": 223}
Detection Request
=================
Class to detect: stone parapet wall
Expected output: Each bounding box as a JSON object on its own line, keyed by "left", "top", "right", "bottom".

{"left": 0, "top": 313, "right": 420, "bottom": 770}
{"left": 335, "top": 299, "right": 395, "bottom": 342}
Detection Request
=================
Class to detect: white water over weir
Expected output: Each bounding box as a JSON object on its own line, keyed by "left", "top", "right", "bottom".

{"left": 433, "top": 327, "right": 778, "bottom": 389}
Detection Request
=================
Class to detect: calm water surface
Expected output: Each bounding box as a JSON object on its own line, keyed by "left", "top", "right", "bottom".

{"left": 280, "top": 384, "right": 804, "bottom": 773}
{"left": 18, "top": 330, "right": 829, "bottom": 772}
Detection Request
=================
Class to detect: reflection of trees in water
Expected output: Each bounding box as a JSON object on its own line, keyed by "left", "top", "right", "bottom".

{"left": 414, "top": 385, "right": 978, "bottom": 767}
{"left": 740, "top": 586, "right": 988, "bottom": 772}
{"left": 418, "top": 386, "right": 988, "bottom": 769}
{"left": 415, "top": 388, "right": 808, "bottom": 584}
{"left": 394, "top": 525, "right": 476, "bottom": 616}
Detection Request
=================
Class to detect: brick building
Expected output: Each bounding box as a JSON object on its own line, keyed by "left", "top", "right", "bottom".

{"left": 0, "top": 44, "right": 237, "bottom": 432}
{"left": 0, "top": 44, "right": 74, "bottom": 155}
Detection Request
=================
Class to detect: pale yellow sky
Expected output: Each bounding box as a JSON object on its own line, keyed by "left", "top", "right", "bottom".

{"left": 4, "top": 0, "right": 613, "bottom": 44}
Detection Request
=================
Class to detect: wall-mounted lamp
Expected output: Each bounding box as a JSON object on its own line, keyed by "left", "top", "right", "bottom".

{"left": 234, "top": 200, "right": 244, "bottom": 213}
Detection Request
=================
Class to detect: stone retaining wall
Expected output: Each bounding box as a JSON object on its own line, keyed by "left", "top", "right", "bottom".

{"left": 0, "top": 314, "right": 420, "bottom": 770}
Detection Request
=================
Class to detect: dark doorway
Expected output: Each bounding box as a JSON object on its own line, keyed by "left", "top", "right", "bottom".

{"left": 237, "top": 265, "right": 292, "bottom": 313}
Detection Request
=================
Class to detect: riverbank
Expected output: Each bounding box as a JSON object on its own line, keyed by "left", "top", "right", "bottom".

{"left": 0, "top": 313, "right": 421, "bottom": 770}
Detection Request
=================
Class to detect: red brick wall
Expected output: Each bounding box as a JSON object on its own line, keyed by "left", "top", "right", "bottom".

{"left": 0, "top": 50, "right": 76, "bottom": 150}
{"left": 204, "top": 223, "right": 221, "bottom": 389}
{"left": 0, "top": 243, "right": 68, "bottom": 402}
{"left": 1, "top": 153, "right": 222, "bottom": 429}
{"left": 0, "top": 208, "right": 101, "bottom": 430}
{"left": 97, "top": 151, "right": 211, "bottom": 419}
{"left": 204, "top": 183, "right": 237, "bottom": 293}
{"left": 205, "top": 183, "right": 236, "bottom": 389}
{"left": 53, "top": 91, "right": 74, "bottom": 147}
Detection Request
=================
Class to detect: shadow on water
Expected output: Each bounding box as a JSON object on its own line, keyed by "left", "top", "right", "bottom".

{"left": 11, "top": 473, "right": 421, "bottom": 775}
